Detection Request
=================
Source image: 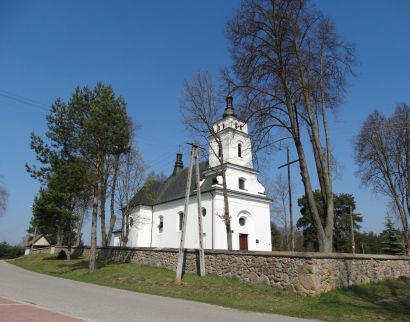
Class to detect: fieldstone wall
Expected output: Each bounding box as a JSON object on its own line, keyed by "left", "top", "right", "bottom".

{"left": 31, "top": 246, "right": 410, "bottom": 295}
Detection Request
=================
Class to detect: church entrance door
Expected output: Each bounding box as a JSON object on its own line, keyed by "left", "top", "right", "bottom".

{"left": 239, "top": 234, "right": 248, "bottom": 250}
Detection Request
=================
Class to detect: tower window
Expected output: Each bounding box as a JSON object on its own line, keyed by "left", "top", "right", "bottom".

{"left": 239, "top": 178, "right": 245, "bottom": 190}
{"left": 158, "top": 216, "right": 163, "bottom": 233}
{"left": 178, "top": 212, "right": 183, "bottom": 231}
{"left": 238, "top": 144, "right": 242, "bottom": 157}
{"left": 218, "top": 144, "right": 221, "bottom": 157}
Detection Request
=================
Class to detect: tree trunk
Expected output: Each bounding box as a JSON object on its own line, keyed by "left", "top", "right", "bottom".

{"left": 99, "top": 157, "right": 108, "bottom": 247}
{"left": 75, "top": 202, "right": 87, "bottom": 246}
{"left": 219, "top": 141, "right": 232, "bottom": 250}
{"left": 89, "top": 155, "right": 101, "bottom": 273}
{"left": 121, "top": 208, "right": 130, "bottom": 246}
{"left": 66, "top": 221, "right": 71, "bottom": 261}
{"left": 106, "top": 154, "right": 120, "bottom": 246}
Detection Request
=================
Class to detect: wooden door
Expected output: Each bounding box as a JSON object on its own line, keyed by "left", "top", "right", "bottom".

{"left": 239, "top": 234, "right": 248, "bottom": 250}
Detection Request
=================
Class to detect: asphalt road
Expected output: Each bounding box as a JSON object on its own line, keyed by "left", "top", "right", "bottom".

{"left": 0, "top": 260, "right": 319, "bottom": 322}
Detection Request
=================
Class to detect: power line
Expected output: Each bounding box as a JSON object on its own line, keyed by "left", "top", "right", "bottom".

{"left": 0, "top": 100, "right": 47, "bottom": 116}
{"left": 0, "top": 89, "right": 50, "bottom": 108}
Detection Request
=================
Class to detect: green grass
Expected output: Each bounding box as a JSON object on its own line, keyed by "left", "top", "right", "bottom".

{"left": 9, "top": 254, "right": 410, "bottom": 321}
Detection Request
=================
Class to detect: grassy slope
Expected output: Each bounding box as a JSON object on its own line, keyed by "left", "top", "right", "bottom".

{"left": 9, "top": 254, "right": 410, "bottom": 322}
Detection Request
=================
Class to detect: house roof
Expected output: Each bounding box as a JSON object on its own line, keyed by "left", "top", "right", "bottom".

{"left": 129, "top": 160, "right": 216, "bottom": 207}
{"left": 25, "top": 234, "right": 50, "bottom": 247}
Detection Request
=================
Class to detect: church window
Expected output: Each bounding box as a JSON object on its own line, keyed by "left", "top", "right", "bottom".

{"left": 239, "top": 217, "right": 246, "bottom": 226}
{"left": 202, "top": 207, "right": 206, "bottom": 217}
{"left": 158, "top": 216, "right": 163, "bottom": 233}
{"left": 218, "top": 144, "right": 221, "bottom": 157}
{"left": 239, "top": 178, "right": 245, "bottom": 190}
{"left": 130, "top": 217, "right": 134, "bottom": 227}
{"left": 238, "top": 144, "right": 242, "bottom": 157}
{"left": 235, "top": 122, "right": 238, "bottom": 129}
{"left": 222, "top": 123, "right": 225, "bottom": 129}
{"left": 178, "top": 212, "right": 183, "bottom": 231}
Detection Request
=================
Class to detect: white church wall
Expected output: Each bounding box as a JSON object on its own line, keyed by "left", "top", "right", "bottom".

{"left": 125, "top": 205, "right": 153, "bottom": 247}
{"left": 212, "top": 191, "right": 271, "bottom": 251}
{"left": 149, "top": 195, "right": 213, "bottom": 249}
{"left": 223, "top": 167, "right": 266, "bottom": 196}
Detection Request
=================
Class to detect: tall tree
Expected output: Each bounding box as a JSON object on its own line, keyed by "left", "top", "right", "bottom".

{"left": 30, "top": 187, "right": 78, "bottom": 258}
{"left": 0, "top": 175, "right": 9, "bottom": 217}
{"left": 28, "top": 157, "right": 91, "bottom": 259}
{"left": 353, "top": 104, "right": 410, "bottom": 244}
{"left": 297, "top": 191, "right": 362, "bottom": 252}
{"left": 381, "top": 214, "right": 406, "bottom": 255}
{"left": 179, "top": 70, "right": 233, "bottom": 250}
{"left": 27, "top": 82, "right": 130, "bottom": 271}
{"left": 223, "top": 0, "right": 357, "bottom": 252}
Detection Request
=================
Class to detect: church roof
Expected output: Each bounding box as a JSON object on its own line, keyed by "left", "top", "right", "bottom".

{"left": 129, "top": 161, "right": 216, "bottom": 207}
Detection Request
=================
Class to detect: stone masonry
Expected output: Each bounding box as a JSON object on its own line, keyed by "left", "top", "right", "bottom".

{"left": 32, "top": 246, "right": 410, "bottom": 296}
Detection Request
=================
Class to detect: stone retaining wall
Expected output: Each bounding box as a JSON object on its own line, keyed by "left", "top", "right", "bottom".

{"left": 31, "top": 246, "right": 410, "bottom": 295}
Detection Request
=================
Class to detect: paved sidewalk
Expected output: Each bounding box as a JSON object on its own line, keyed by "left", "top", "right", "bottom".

{"left": 0, "top": 296, "right": 90, "bottom": 322}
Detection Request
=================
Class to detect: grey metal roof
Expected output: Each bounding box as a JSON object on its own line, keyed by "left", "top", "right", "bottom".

{"left": 129, "top": 161, "right": 216, "bottom": 207}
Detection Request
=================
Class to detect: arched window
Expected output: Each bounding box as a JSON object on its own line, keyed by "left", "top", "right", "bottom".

{"left": 202, "top": 207, "right": 206, "bottom": 217}
{"left": 239, "top": 178, "right": 245, "bottom": 190}
{"left": 178, "top": 212, "right": 183, "bottom": 231}
{"left": 238, "top": 143, "right": 242, "bottom": 157}
{"left": 158, "top": 216, "right": 163, "bottom": 233}
{"left": 130, "top": 217, "right": 134, "bottom": 227}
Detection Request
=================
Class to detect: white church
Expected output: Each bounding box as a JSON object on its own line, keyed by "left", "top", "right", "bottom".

{"left": 113, "top": 96, "right": 272, "bottom": 251}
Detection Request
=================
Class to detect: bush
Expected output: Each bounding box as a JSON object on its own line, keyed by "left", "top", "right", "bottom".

{"left": 0, "top": 241, "right": 24, "bottom": 259}
{"left": 57, "top": 250, "right": 67, "bottom": 260}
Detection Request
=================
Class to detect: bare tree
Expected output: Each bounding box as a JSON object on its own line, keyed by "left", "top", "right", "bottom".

{"left": 179, "top": 70, "right": 233, "bottom": 250}
{"left": 0, "top": 175, "right": 9, "bottom": 217}
{"left": 223, "top": 0, "right": 357, "bottom": 252}
{"left": 264, "top": 173, "right": 296, "bottom": 251}
{"left": 353, "top": 104, "right": 410, "bottom": 243}
{"left": 115, "top": 145, "right": 148, "bottom": 246}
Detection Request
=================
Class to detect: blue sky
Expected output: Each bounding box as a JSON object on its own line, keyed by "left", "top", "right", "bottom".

{"left": 1, "top": 0, "right": 409, "bottom": 246}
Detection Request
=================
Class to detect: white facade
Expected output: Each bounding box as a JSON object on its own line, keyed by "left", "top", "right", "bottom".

{"left": 114, "top": 96, "right": 272, "bottom": 251}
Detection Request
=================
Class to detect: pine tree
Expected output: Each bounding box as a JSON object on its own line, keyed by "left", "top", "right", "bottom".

{"left": 381, "top": 214, "right": 405, "bottom": 255}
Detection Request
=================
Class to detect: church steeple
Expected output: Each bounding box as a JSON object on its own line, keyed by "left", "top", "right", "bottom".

{"left": 173, "top": 152, "right": 184, "bottom": 175}
{"left": 222, "top": 95, "right": 237, "bottom": 118}
{"left": 208, "top": 94, "right": 252, "bottom": 169}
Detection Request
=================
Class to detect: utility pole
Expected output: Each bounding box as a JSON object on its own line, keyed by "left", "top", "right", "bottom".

{"left": 350, "top": 205, "right": 355, "bottom": 254}
{"left": 176, "top": 143, "right": 205, "bottom": 282}
{"left": 29, "top": 205, "right": 36, "bottom": 253}
{"left": 31, "top": 226, "right": 37, "bottom": 253}
{"left": 278, "top": 148, "right": 299, "bottom": 252}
